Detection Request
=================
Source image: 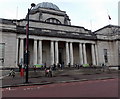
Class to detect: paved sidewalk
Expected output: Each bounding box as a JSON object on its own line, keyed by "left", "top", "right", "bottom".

{"left": 1, "top": 68, "right": 118, "bottom": 88}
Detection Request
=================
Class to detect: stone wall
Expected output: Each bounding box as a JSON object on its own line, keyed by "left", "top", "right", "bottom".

{"left": 97, "top": 40, "right": 118, "bottom": 66}
{"left": 2, "top": 32, "right": 17, "bottom": 67}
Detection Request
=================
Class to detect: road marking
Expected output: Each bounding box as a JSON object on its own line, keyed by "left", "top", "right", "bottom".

{"left": 23, "top": 88, "right": 26, "bottom": 90}
{"left": 10, "top": 88, "right": 16, "bottom": 91}
{"left": 2, "top": 87, "right": 17, "bottom": 92}
{"left": 26, "top": 88, "right": 31, "bottom": 90}
{"left": 37, "top": 86, "right": 43, "bottom": 89}
{"left": 8, "top": 87, "right": 11, "bottom": 91}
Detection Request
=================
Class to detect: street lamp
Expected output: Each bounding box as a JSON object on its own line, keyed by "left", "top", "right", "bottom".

{"left": 25, "top": 3, "right": 35, "bottom": 83}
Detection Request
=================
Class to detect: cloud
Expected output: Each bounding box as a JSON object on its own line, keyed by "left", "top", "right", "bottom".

{"left": 0, "top": 0, "right": 119, "bottom": 31}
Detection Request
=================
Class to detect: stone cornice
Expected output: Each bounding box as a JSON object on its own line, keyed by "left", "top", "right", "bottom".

{"left": 16, "top": 26, "right": 96, "bottom": 40}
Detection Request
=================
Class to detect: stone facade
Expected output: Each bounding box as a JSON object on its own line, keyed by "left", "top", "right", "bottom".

{"left": 0, "top": 2, "right": 120, "bottom": 69}
{"left": 94, "top": 25, "right": 120, "bottom": 69}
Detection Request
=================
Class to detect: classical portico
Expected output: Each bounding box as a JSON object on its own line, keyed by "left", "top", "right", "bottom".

{"left": 16, "top": 36, "right": 98, "bottom": 67}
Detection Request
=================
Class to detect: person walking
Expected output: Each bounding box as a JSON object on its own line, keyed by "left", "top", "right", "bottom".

{"left": 61, "top": 62, "right": 64, "bottom": 69}
{"left": 9, "top": 68, "right": 15, "bottom": 78}
{"left": 18, "top": 63, "right": 22, "bottom": 72}
{"left": 102, "top": 63, "right": 106, "bottom": 72}
{"left": 68, "top": 63, "right": 70, "bottom": 68}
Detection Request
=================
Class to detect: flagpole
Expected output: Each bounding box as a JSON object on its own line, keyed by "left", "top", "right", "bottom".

{"left": 107, "top": 9, "right": 111, "bottom": 25}
{"left": 16, "top": 6, "right": 18, "bottom": 20}
{"left": 108, "top": 15, "right": 111, "bottom": 25}
{"left": 90, "top": 20, "right": 93, "bottom": 32}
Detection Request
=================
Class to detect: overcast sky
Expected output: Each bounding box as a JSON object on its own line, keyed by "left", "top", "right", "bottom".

{"left": 0, "top": 0, "right": 119, "bottom": 31}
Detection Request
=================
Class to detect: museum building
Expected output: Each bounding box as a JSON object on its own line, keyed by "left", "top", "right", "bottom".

{"left": 0, "top": 2, "right": 120, "bottom": 68}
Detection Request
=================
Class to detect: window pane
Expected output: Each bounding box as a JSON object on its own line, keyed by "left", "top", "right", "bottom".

{"left": 104, "top": 49, "right": 108, "bottom": 63}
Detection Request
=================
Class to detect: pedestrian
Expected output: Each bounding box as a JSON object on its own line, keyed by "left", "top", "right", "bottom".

{"left": 49, "top": 66, "right": 52, "bottom": 77}
{"left": 33, "top": 65, "right": 37, "bottom": 72}
{"left": 20, "top": 67, "right": 24, "bottom": 77}
{"left": 44, "top": 63, "right": 46, "bottom": 69}
{"left": 68, "top": 63, "right": 70, "bottom": 68}
{"left": 61, "top": 62, "right": 64, "bottom": 69}
{"left": 18, "top": 63, "right": 22, "bottom": 72}
{"left": 53, "top": 63, "right": 56, "bottom": 70}
{"left": 77, "top": 64, "right": 80, "bottom": 69}
{"left": 102, "top": 63, "right": 106, "bottom": 72}
{"left": 45, "top": 66, "right": 52, "bottom": 77}
{"left": 58, "top": 63, "right": 61, "bottom": 69}
{"left": 57, "top": 63, "right": 59, "bottom": 69}
{"left": 9, "top": 68, "right": 15, "bottom": 78}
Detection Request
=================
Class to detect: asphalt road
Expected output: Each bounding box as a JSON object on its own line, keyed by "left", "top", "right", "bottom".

{"left": 2, "top": 78, "right": 118, "bottom": 98}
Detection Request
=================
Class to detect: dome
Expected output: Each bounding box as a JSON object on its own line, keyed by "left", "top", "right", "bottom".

{"left": 33, "top": 2, "right": 60, "bottom": 10}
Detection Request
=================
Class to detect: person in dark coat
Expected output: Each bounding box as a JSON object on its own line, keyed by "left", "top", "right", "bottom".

{"left": 18, "top": 63, "right": 22, "bottom": 72}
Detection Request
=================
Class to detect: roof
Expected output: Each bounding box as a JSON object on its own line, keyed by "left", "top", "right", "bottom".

{"left": 93, "top": 24, "right": 120, "bottom": 33}
{"left": 0, "top": 18, "right": 15, "bottom": 25}
{"left": 33, "top": 2, "right": 60, "bottom": 11}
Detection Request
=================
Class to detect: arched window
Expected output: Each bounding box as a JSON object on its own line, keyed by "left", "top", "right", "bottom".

{"left": 45, "top": 18, "right": 61, "bottom": 24}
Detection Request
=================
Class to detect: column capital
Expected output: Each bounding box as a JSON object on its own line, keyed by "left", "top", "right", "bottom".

{"left": 38, "top": 39, "right": 43, "bottom": 41}
{"left": 55, "top": 41, "right": 59, "bottom": 42}
{"left": 91, "top": 43, "right": 95, "bottom": 45}
{"left": 66, "top": 41, "right": 69, "bottom": 43}
{"left": 51, "top": 40, "right": 55, "bottom": 42}
{"left": 20, "top": 38, "right": 24, "bottom": 40}
{"left": 16, "top": 37, "right": 19, "bottom": 39}
{"left": 79, "top": 42, "right": 82, "bottom": 44}
{"left": 83, "top": 43, "right": 86, "bottom": 46}
{"left": 70, "top": 42, "right": 73, "bottom": 43}
{"left": 34, "top": 39, "right": 38, "bottom": 41}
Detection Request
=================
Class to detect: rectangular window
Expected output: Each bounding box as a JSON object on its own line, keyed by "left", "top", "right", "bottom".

{"left": 104, "top": 49, "right": 108, "bottom": 63}
{"left": 0, "top": 43, "right": 5, "bottom": 66}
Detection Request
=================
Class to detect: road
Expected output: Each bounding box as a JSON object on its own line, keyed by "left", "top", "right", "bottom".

{"left": 2, "top": 78, "right": 118, "bottom": 98}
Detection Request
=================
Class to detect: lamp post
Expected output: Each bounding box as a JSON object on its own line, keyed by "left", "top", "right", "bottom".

{"left": 25, "top": 3, "right": 35, "bottom": 83}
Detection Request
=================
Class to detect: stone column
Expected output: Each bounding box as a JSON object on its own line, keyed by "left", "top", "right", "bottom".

{"left": 91, "top": 44, "right": 96, "bottom": 65}
{"left": 79, "top": 43, "right": 83, "bottom": 65}
{"left": 55, "top": 41, "right": 59, "bottom": 65}
{"left": 66, "top": 42, "right": 70, "bottom": 65}
{"left": 70, "top": 42, "right": 73, "bottom": 65}
{"left": 16, "top": 38, "right": 19, "bottom": 67}
{"left": 83, "top": 43, "right": 87, "bottom": 64}
{"left": 95, "top": 44, "right": 98, "bottom": 65}
{"left": 33, "top": 40, "right": 38, "bottom": 65}
{"left": 38, "top": 40, "right": 42, "bottom": 64}
{"left": 51, "top": 41, "right": 54, "bottom": 65}
{"left": 19, "top": 38, "right": 24, "bottom": 65}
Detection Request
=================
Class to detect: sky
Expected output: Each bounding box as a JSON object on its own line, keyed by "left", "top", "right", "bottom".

{"left": 0, "top": 0, "right": 119, "bottom": 31}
